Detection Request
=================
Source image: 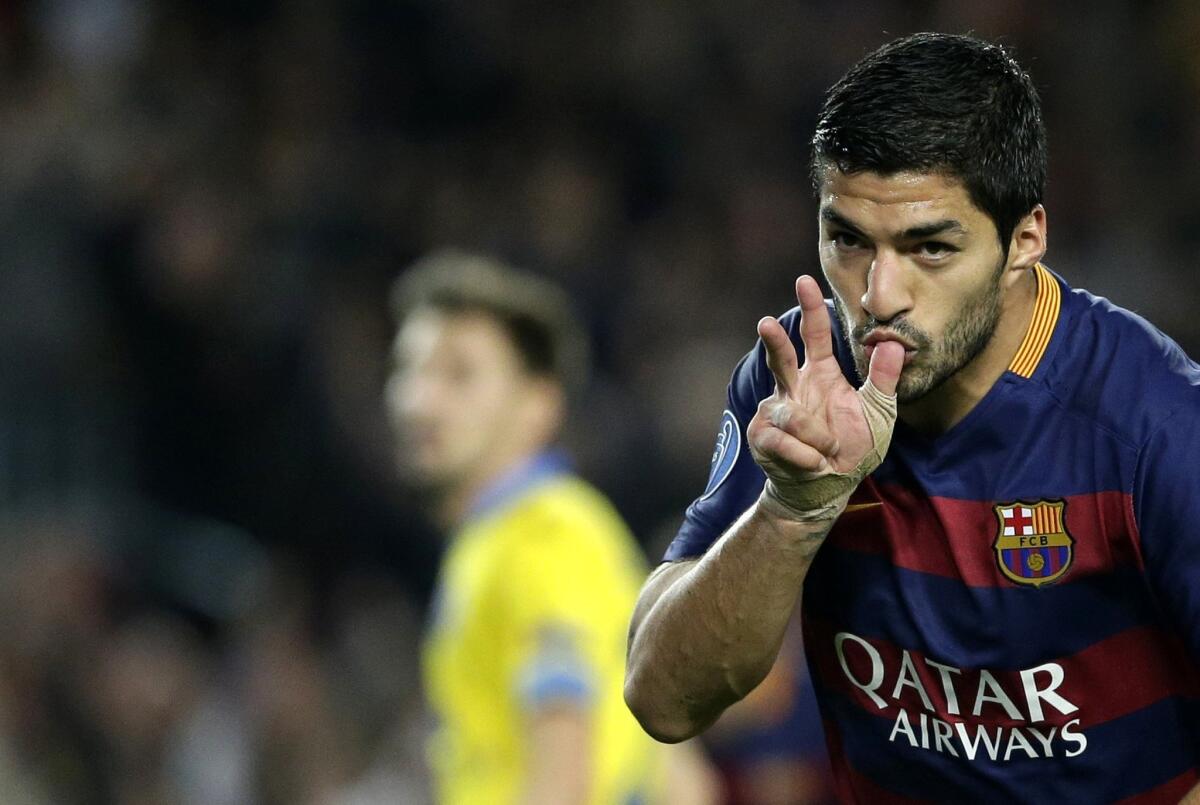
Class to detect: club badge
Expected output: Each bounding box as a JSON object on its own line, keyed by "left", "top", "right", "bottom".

{"left": 993, "top": 499, "right": 1074, "bottom": 587}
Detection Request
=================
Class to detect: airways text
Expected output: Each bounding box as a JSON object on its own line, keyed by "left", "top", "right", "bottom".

{"left": 835, "top": 632, "right": 1087, "bottom": 760}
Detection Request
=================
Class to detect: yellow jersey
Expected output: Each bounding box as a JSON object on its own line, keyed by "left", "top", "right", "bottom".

{"left": 423, "top": 453, "right": 665, "bottom": 804}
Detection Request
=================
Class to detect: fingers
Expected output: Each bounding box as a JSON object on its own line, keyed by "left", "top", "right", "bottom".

{"left": 866, "top": 339, "right": 904, "bottom": 397}
{"left": 749, "top": 420, "right": 830, "bottom": 474}
{"left": 757, "top": 315, "right": 798, "bottom": 397}
{"left": 760, "top": 397, "right": 839, "bottom": 457}
{"left": 795, "top": 276, "right": 834, "bottom": 363}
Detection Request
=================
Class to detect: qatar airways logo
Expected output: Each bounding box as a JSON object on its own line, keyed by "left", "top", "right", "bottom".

{"left": 835, "top": 632, "right": 1087, "bottom": 761}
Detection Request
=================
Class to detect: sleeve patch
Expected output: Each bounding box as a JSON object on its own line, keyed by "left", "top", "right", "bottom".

{"left": 517, "top": 625, "right": 594, "bottom": 708}
{"left": 700, "top": 409, "right": 742, "bottom": 501}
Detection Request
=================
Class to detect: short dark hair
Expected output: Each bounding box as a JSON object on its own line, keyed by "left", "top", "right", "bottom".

{"left": 812, "top": 32, "right": 1047, "bottom": 250}
{"left": 390, "top": 250, "right": 589, "bottom": 395}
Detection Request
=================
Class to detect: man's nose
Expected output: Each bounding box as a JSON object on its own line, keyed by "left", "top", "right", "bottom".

{"left": 860, "top": 250, "right": 912, "bottom": 323}
{"left": 387, "top": 373, "right": 437, "bottom": 422}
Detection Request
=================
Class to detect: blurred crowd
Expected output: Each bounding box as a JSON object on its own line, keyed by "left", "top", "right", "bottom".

{"left": 1, "top": 0, "right": 1198, "bottom": 802}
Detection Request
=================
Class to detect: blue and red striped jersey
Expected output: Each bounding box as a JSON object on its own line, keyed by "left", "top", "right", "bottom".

{"left": 664, "top": 265, "right": 1200, "bottom": 802}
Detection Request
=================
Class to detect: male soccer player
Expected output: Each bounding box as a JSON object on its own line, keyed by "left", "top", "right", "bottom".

{"left": 386, "top": 251, "right": 715, "bottom": 804}
{"left": 625, "top": 33, "right": 1200, "bottom": 803}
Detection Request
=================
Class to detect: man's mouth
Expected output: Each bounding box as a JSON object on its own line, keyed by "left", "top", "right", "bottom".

{"left": 861, "top": 333, "right": 918, "bottom": 365}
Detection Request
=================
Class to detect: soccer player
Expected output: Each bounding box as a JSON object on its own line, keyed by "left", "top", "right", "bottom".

{"left": 386, "top": 251, "right": 716, "bottom": 804}
{"left": 624, "top": 33, "right": 1200, "bottom": 803}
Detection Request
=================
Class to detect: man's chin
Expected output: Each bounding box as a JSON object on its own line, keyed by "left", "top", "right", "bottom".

{"left": 853, "top": 354, "right": 943, "bottom": 404}
{"left": 894, "top": 364, "right": 956, "bottom": 404}
{"left": 853, "top": 355, "right": 936, "bottom": 403}
{"left": 400, "top": 456, "right": 458, "bottom": 491}
{"left": 895, "top": 382, "right": 935, "bottom": 404}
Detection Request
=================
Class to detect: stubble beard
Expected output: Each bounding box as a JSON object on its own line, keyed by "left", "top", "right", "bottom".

{"left": 835, "top": 265, "right": 1005, "bottom": 404}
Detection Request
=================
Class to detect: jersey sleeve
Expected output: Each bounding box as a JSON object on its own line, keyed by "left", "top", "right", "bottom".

{"left": 500, "top": 497, "right": 643, "bottom": 711}
{"left": 662, "top": 307, "right": 806, "bottom": 562}
{"left": 1133, "top": 400, "right": 1200, "bottom": 662}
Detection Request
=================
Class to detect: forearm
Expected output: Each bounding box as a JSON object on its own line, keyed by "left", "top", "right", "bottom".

{"left": 1181, "top": 780, "right": 1200, "bottom": 804}
{"left": 624, "top": 494, "right": 834, "bottom": 742}
{"left": 521, "top": 706, "right": 590, "bottom": 805}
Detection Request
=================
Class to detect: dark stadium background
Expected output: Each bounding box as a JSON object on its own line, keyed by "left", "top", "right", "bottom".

{"left": 0, "top": 1, "right": 1196, "bottom": 802}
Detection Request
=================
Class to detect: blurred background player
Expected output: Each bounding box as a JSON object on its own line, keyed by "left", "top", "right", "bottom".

{"left": 385, "top": 250, "right": 718, "bottom": 804}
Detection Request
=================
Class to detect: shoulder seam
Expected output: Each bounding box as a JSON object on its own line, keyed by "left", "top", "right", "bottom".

{"left": 1023, "top": 377, "right": 1142, "bottom": 453}
{"left": 1127, "top": 405, "right": 1188, "bottom": 561}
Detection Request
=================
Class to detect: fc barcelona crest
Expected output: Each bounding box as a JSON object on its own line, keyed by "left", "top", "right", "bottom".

{"left": 992, "top": 500, "right": 1074, "bottom": 587}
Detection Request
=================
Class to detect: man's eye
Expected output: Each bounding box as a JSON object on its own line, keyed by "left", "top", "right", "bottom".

{"left": 832, "top": 232, "right": 864, "bottom": 250}
{"left": 917, "top": 241, "right": 957, "bottom": 257}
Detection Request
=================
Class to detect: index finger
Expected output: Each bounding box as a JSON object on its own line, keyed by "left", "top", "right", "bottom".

{"left": 795, "top": 275, "right": 834, "bottom": 364}
{"left": 757, "top": 315, "right": 799, "bottom": 397}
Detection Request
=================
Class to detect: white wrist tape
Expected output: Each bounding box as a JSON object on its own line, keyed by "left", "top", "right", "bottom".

{"left": 759, "top": 378, "right": 897, "bottom": 522}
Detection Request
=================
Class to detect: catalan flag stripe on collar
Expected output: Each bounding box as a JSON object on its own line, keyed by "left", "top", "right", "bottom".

{"left": 1008, "top": 263, "right": 1061, "bottom": 378}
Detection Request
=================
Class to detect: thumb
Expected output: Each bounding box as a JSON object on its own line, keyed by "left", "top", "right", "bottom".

{"left": 866, "top": 340, "right": 904, "bottom": 397}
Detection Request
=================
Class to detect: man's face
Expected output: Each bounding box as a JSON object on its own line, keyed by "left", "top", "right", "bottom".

{"left": 385, "top": 308, "right": 535, "bottom": 490}
{"left": 817, "top": 169, "right": 1009, "bottom": 402}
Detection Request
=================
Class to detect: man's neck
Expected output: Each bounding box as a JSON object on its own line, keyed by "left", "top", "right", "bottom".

{"left": 437, "top": 484, "right": 477, "bottom": 531}
{"left": 899, "top": 268, "right": 1039, "bottom": 435}
{"left": 437, "top": 447, "right": 559, "bottom": 529}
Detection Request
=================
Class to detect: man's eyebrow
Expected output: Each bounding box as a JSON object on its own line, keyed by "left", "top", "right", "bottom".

{"left": 821, "top": 207, "right": 968, "bottom": 240}
{"left": 899, "top": 219, "right": 966, "bottom": 240}
{"left": 820, "top": 206, "right": 969, "bottom": 243}
{"left": 820, "top": 207, "right": 865, "bottom": 234}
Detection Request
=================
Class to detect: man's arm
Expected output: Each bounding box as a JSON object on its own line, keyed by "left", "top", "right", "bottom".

{"left": 1131, "top": 407, "right": 1200, "bottom": 803}
{"left": 624, "top": 502, "right": 835, "bottom": 742}
{"left": 523, "top": 640, "right": 722, "bottom": 804}
{"left": 662, "top": 737, "right": 722, "bottom": 804}
{"left": 625, "top": 276, "right": 903, "bottom": 743}
{"left": 523, "top": 705, "right": 591, "bottom": 805}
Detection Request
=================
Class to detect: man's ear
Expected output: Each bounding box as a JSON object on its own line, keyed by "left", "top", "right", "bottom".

{"left": 1007, "top": 204, "right": 1047, "bottom": 273}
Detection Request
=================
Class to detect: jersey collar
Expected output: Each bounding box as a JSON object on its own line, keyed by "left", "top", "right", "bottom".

{"left": 1007, "top": 263, "right": 1061, "bottom": 379}
{"left": 464, "top": 449, "right": 572, "bottom": 524}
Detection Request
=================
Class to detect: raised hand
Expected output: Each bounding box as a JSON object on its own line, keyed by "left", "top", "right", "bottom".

{"left": 748, "top": 276, "right": 904, "bottom": 520}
